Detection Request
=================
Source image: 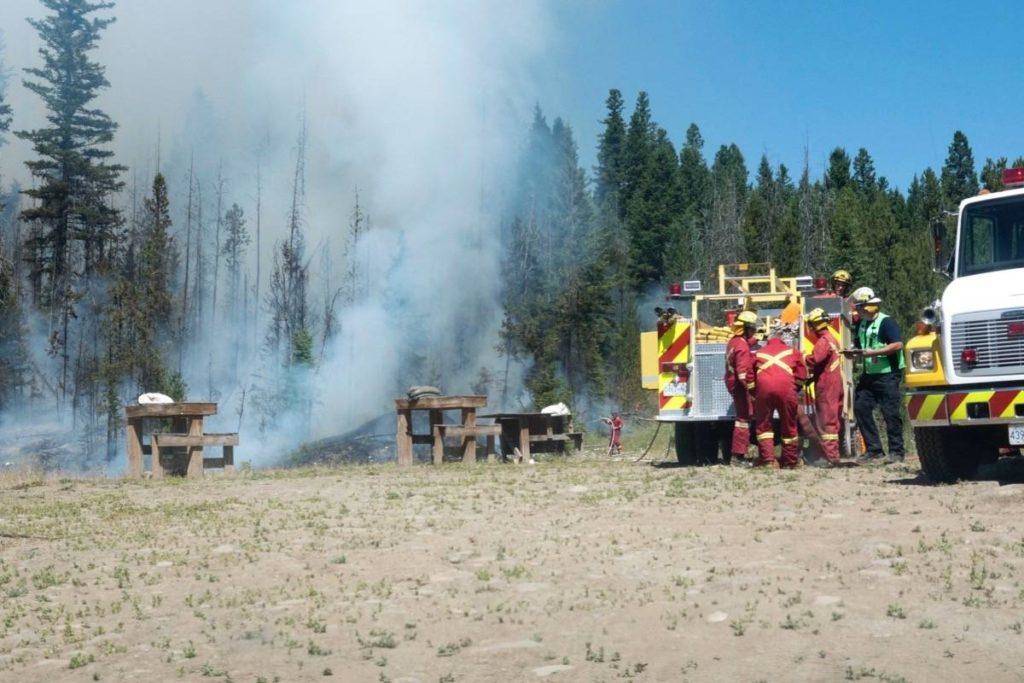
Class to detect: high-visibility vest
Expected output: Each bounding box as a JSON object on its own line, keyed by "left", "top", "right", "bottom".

{"left": 857, "top": 312, "right": 905, "bottom": 375}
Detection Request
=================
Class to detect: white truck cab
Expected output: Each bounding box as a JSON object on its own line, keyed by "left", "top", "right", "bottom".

{"left": 905, "top": 168, "right": 1024, "bottom": 481}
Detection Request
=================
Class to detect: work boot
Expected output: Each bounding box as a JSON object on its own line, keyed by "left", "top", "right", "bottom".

{"left": 809, "top": 458, "right": 837, "bottom": 469}
{"left": 751, "top": 457, "right": 779, "bottom": 469}
{"left": 885, "top": 453, "right": 905, "bottom": 465}
{"left": 855, "top": 452, "right": 885, "bottom": 466}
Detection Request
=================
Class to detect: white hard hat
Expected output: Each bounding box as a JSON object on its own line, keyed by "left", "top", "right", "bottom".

{"left": 850, "top": 286, "right": 877, "bottom": 305}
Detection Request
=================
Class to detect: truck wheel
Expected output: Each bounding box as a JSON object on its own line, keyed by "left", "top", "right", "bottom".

{"left": 674, "top": 422, "right": 697, "bottom": 466}
{"left": 915, "top": 427, "right": 979, "bottom": 483}
{"left": 693, "top": 424, "right": 721, "bottom": 466}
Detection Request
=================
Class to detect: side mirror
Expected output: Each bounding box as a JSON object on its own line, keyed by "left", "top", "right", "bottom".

{"left": 930, "top": 219, "right": 952, "bottom": 278}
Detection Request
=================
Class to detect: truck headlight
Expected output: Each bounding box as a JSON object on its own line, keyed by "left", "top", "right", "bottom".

{"left": 910, "top": 350, "right": 935, "bottom": 371}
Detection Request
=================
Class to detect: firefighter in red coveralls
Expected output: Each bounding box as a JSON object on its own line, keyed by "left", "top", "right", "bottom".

{"left": 602, "top": 412, "right": 624, "bottom": 455}
{"left": 749, "top": 324, "right": 807, "bottom": 468}
{"left": 725, "top": 310, "right": 758, "bottom": 462}
{"left": 804, "top": 308, "right": 843, "bottom": 465}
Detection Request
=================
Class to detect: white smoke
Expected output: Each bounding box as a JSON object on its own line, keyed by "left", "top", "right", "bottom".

{"left": 0, "top": 1, "right": 553, "bottom": 465}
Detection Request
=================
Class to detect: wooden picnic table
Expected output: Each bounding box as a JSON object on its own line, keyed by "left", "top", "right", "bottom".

{"left": 479, "top": 412, "right": 584, "bottom": 461}
{"left": 125, "top": 402, "right": 237, "bottom": 479}
{"left": 394, "top": 395, "right": 499, "bottom": 465}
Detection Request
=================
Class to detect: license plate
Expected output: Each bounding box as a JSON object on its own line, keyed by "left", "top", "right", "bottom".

{"left": 663, "top": 381, "right": 687, "bottom": 397}
{"left": 1010, "top": 425, "right": 1024, "bottom": 446}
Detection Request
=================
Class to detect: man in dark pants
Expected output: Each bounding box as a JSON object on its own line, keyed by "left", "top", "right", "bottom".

{"left": 843, "top": 291, "right": 905, "bottom": 463}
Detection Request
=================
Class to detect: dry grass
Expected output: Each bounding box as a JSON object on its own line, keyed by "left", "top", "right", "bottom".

{"left": 3, "top": 452, "right": 1024, "bottom": 681}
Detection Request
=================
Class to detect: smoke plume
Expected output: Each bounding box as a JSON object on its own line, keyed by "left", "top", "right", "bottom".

{"left": 0, "top": 1, "right": 552, "bottom": 466}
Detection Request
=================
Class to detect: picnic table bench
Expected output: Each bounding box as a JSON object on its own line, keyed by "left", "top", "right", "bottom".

{"left": 479, "top": 412, "right": 584, "bottom": 461}
{"left": 395, "top": 395, "right": 500, "bottom": 464}
{"left": 125, "top": 402, "right": 239, "bottom": 478}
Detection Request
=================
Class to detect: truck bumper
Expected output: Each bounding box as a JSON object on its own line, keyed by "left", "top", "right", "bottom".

{"left": 906, "top": 387, "right": 1024, "bottom": 427}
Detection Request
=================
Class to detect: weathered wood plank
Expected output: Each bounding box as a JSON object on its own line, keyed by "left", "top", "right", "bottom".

{"left": 396, "top": 409, "right": 413, "bottom": 466}
{"left": 125, "top": 402, "right": 218, "bottom": 419}
{"left": 223, "top": 445, "right": 235, "bottom": 474}
{"left": 126, "top": 418, "right": 143, "bottom": 479}
{"left": 518, "top": 423, "right": 531, "bottom": 462}
{"left": 461, "top": 408, "right": 477, "bottom": 464}
{"left": 186, "top": 417, "right": 205, "bottom": 479}
{"left": 394, "top": 395, "right": 487, "bottom": 410}
{"left": 429, "top": 410, "right": 443, "bottom": 465}
{"left": 153, "top": 432, "right": 239, "bottom": 447}
{"left": 433, "top": 424, "right": 502, "bottom": 438}
{"left": 151, "top": 436, "right": 163, "bottom": 479}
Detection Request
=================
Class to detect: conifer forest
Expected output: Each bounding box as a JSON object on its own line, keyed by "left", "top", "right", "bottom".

{"left": 0, "top": 1, "right": 1009, "bottom": 468}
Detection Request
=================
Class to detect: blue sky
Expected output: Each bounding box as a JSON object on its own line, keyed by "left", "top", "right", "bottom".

{"left": 540, "top": 1, "right": 1023, "bottom": 189}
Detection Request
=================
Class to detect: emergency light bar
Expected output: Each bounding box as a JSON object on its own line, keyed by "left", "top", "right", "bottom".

{"left": 1002, "top": 167, "right": 1024, "bottom": 188}
{"left": 682, "top": 280, "right": 702, "bottom": 293}
{"left": 794, "top": 275, "right": 814, "bottom": 292}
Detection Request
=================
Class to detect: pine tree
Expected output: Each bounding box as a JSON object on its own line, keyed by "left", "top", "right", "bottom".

{"left": 594, "top": 89, "right": 627, "bottom": 210}
{"left": 136, "top": 173, "right": 179, "bottom": 392}
{"left": 0, "top": 242, "right": 29, "bottom": 412}
{"left": 706, "top": 144, "right": 747, "bottom": 276}
{"left": 980, "top": 157, "right": 1007, "bottom": 192}
{"left": 852, "top": 148, "right": 877, "bottom": 195}
{"left": 668, "top": 123, "right": 709, "bottom": 279}
{"left": 17, "top": 0, "right": 124, "bottom": 407}
{"left": 221, "top": 202, "right": 250, "bottom": 378}
{"left": 940, "top": 130, "right": 979, "bottom": 206}
{"left": 621, "top": 93, "right": 653, "bottom": 205}
{"left": 742, "top": 155, "right": 775, "bottom": 262}
{"left": 825, "top": 147, "right": 851, "bottom": 191}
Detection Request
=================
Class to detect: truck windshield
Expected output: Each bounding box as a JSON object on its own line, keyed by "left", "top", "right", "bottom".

{"left": 958, "top": 197, "right": 1024, "bottom": 276}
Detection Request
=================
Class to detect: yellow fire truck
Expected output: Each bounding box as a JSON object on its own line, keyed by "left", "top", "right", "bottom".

{"left": 641, "top": 263, "right": 856, "bottom": 464}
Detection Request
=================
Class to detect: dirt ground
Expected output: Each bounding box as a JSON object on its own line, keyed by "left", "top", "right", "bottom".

{"left": 4, "top": 446, "right": 1024, "bottom": 682}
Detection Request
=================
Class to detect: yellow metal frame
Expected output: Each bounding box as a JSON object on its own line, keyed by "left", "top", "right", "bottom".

{"left": 688, "top": 263, "right": 805, "bottom": 324}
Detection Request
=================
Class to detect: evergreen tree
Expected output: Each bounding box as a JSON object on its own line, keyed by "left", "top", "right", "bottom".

{"left": 742, "top": 155, "right": 775, "bottom": 262}
{"left": 624, "top": 125, "right": 679, "bottom": 284}
{"left": 940, "top": 130, "right": 979, "bottom": 205}
{"left": 136, "top": 173, "right": 179, "bottom": 391}
{"left": 0, "top": 241, "right": 29, "bottom": 412}
{"left": 666, "top": 123, "right": 709, "bottom": 280}
{"left": 980, "top": 157, "right": 1007, "bottom": 192}
{"left": 852, "top": 147, "right": 877, "bottom": 195}
{"left": 825, "top": 147, "right": 851, "bottom": 191}
{"left": 620, "top": 91, "right": 653, "bottom": 219}
{"left": 16, "top": 0, "right": 124, "bottom": 407}
{"left": 705, "top": 143, "right": 747, "bottom": 276}
{"left": 222, "top": 203, "right": 250, "bottom": 316}
{"left": 594, "top": 89, "right": 627, "bottom": 210}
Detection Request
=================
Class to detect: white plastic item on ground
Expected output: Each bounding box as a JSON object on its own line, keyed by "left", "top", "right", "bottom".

{"left": 138, "top": 393, "right": 174, "bottom": 405}
{"left": 540, "top": 402, "right": 571, "bottom": 417}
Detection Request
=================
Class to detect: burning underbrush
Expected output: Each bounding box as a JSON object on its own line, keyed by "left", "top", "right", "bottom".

{"left": 284, "top": 412, "right": 396, "bottom": 466}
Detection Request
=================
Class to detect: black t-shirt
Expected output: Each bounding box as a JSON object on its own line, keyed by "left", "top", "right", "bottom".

{"left": 855, "top": 316, "right": 902, "bottom": 371}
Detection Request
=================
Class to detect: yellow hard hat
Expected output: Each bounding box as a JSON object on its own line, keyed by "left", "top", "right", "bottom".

{"left": 831, "top": 269, "right": 852, "bottom": 285}
{"left": 805, "top": 307, "right": 829, "bottom": 327}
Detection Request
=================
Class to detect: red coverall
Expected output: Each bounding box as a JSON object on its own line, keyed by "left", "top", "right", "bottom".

{"left": 751, "top": 337, "right": 807, "bottom": 467}
{"left": 724, "top": 334, "right": 754, "bottom": 458}
{"left": 806, "top": 329, "right": 843, "bottom": 463}
{"left": 608, "top": 415, "right": 623, "bottom": 453}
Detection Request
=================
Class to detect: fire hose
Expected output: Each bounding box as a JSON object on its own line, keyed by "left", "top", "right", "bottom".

{"left": 634, "top": 418, "right": 666, "bottom": 462}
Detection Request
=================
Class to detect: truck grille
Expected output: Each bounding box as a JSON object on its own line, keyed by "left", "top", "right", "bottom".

{"left": 692, "top": 344, "right": 733, "bottom": 418}
{"left": 950, "top": 310, "right": 1024, "bottom": 376}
